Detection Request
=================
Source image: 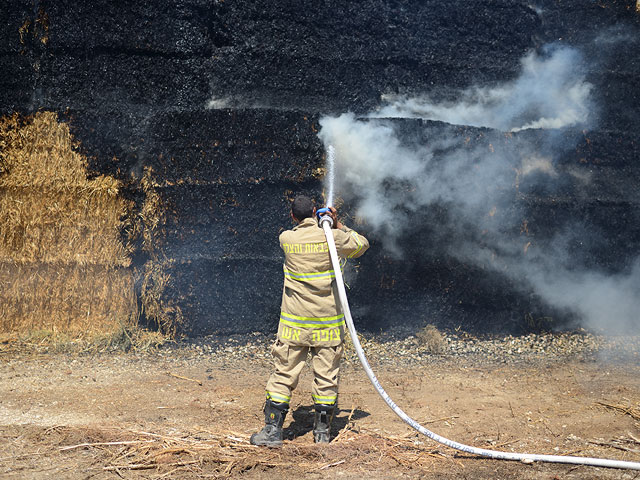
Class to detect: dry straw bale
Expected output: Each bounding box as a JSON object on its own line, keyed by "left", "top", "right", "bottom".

{"left": 0, "top": 112, "right": 117, "bottom": 192}
{"left": 0, "top": 188, "right": 131, "bottom": 265}
{"left": 0, "top": 112, "right": 137, "bottom": 337}
{"left": 0, "top": 112, "right": 131, "bottom": 266}
{"left": 0, "top": 262, "right": 136, "bottom": 337}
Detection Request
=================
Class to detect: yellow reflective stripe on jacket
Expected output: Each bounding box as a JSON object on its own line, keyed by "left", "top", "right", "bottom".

{"left": 279, "top": 312, "right": 345, "bottom": 329}
{"left": 266, "top": 390, "right": 291, "bottom": 404}
{"left": 283, "top": 266, "right": 336, "bottom": 281}
{"left": 312, "top": 394, "right": 337, "bottom": 405}
{"left": 347, "top": 231, "right": 365, "bottom": 258}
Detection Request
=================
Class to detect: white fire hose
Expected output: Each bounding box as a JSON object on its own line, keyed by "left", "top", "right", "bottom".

{"left": 319, "top": 214, "right": 640, "bottom": 471}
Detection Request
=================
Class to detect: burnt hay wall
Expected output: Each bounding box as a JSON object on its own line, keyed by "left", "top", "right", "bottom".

{"left": 1, "top": 0, "right": 639, "bottom": 336}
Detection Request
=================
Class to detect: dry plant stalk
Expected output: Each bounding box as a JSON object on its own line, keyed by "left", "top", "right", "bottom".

{"left": 0, "top": 112, "right": 137, "bottom": 338}
{"left": 138, "top": 166, "right": 164, "bottom": 258}
{"left": 597, "top": 401, "right": 640, "bottom": 421}
{"left": 140, "top": 258, "right": 184, "bottom": 336}
{"left": 134, "top": 167, "right": 184, "bottom": 336}
{"left": 46, "top": 425, "right": 444, "bottom": 476}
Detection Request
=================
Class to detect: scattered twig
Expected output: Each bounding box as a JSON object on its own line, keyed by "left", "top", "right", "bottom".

{"left": 596, "top": 401, "right": 640, "bottom": 421}
{"left": 494, "top": 439, "right": 519, "bottom": 449}
{"left": 166, "top": 372, "right": 203, "bottom": 386}
{"left": 104, "top": 463, "right": 157, "bottom": 471}
{"left": 333, "top": 405, "right": 357, "bottom": 443}
{"left": 105, "top": 460, "right": 200, "bottom": 471}
{"left": 588, "top": 440, "right": 640, "bottom": 454}
{"left": 153, "top": 466, "right": 184, "bottom": 479}
{"left": 561, "top": 449, "right": 586, "bottom": 456}
{"left": 0, "top": 452, "right": 50, "bottom": 462}
{"left": 319, "top": 459, "right": 346, "bottom": 470}
{"left": 424, "top": 415, "right": 460, "bottom": 425}
{"left": 60, "top": 440, "right": 154, "bottom": 451}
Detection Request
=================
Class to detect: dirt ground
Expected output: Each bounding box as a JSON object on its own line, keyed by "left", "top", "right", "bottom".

{"left": 1, "top": 336, "right": 640, "bottom": 479}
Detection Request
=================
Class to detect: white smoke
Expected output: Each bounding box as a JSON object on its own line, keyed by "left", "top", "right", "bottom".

{"left": 528, "top": 260, "right": 640, "bottom": 335}
{"left": 371, "top": 46, "right": 593, "bottom": 132}
{"left": 206, "top": 96, "right": 233, "bottom": 109}
{"left": 319, "top": 45, "right": 640, "bottom": 334}
{"left": 319, "top": 113, "right": 526, "bottom": 249}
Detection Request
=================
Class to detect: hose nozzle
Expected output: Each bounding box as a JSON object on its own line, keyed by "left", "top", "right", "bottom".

{"left": 316, "top": 207, "right": 334, "bottom": 227}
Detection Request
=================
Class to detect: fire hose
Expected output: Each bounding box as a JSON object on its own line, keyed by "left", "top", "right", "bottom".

{"left": 317, "top": 211, "right": 640, "bottom": 471}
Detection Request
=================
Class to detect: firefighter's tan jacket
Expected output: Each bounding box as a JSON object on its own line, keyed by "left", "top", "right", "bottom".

{"left": 277, "top": 216, "right": 369, "bottom": 347}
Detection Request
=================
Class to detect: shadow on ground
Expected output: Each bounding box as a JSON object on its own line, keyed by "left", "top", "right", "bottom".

{"left": 286, "top": 405, "right": 370, "bottom": 441}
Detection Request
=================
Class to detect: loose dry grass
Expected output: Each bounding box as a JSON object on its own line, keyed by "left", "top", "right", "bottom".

{"left": 132, "top": 167, "right": 185, "bottom": 336}
{"left": 597, "top": 400, "right": 640, "bottom": 422}
{"left": 137, "top": 166, "right": 165, "bottom": 257}
{"left": 416, "top": 324, "right": 446, "bottom": 354}
{"left": 140, "top": 258, "right": 184, "bottom": 337}
{"left": 16, "top": 421, "right": 448, "bottom": 478}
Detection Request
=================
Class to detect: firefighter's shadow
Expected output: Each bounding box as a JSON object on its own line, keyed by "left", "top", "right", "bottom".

{"left": 285, "top": 405, "right": 370, "bottom": 441}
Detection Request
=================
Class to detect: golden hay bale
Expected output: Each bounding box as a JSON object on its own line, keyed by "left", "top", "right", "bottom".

{"left": 0, "top": 262, "right": 137, "bottom": 337}
{"left": 0, "top": 112, "right": 131, "bottom": 267}
{"left": 0, "top": 112, "right": 119, "bottom": 193}
{"left": 0, "top": 112, "right": 132, "bottom": 266}
{"left": 0, "top": 112, "right": 139, "bottom": 339}
{"left": 0, "top": 188, "right": 132, "bottom": 265}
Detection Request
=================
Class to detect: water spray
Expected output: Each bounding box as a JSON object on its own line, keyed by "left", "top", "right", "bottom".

{"left": 318, "top": 144, "right": 640, "bottom": 471}
{"left": 325, "top": 145, "right": 336, "bottom": 209}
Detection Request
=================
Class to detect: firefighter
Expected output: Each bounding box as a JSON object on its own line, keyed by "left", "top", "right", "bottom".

{"left": 250, "top": 195, "right": 369, "bottom": 446}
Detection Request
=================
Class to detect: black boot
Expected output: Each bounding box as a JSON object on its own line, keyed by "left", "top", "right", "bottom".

{"left": 313, "top": 404, "right": 335, "bottom": 443}
{"left": 250, "top": 399, "right": 289, "bottom": 447}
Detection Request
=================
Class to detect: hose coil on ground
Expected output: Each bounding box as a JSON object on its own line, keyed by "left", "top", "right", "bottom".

{"left": 320, "top": 216, "right": 640, "bottom": 471}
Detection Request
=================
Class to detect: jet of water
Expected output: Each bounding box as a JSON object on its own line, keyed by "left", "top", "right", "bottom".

{"left": 325, "top": 145, "right": 336, "bottom": 208}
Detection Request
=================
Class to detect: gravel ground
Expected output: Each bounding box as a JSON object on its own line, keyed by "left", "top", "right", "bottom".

{"left": 174, "top": 329, "right": 640, "bottom": 368}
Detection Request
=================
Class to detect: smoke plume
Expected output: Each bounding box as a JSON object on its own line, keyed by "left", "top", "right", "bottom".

{"left": 319, "top": 45, "right": 639, "bottom": 334}
{"left": 371, "top": 46, "right": 594, "bottom": 131}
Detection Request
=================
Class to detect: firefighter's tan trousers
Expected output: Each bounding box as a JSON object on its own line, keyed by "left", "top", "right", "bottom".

{"left": 265, "top": 339, "right": 343, "bottom": 406}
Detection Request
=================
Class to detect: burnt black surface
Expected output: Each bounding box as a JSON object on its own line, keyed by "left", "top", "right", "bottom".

{"left": 2, "top": 0, "right": 639, "bottom": 335}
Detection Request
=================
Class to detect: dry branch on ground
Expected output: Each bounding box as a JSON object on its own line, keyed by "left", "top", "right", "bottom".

{"left": 596, "top": 401, "right": 640, "bottom": 422}
{"left": 42, "top": 425, "right": 447, "bottom": 477}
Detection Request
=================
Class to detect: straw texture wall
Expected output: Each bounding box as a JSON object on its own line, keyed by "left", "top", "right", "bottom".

{"left": 0, "top": 112, "right": 136, "bottom": 337}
